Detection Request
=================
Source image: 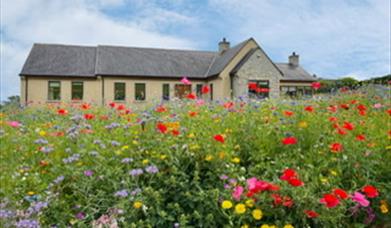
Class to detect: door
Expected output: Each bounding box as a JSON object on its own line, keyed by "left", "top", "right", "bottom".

{"left": 175, "top": 84, "right": 191, "bottom": 99}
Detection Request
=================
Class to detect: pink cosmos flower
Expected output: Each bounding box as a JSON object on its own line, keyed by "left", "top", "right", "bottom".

{"left": 7, "top": 121, "right": 21, "bottom": 128}
{"left": 180, "top": 77, "right": 191, "bottom": 85}
{"left": 351, "top": 192, "right": 370, "bottom": 207}
{"left": 84, "top": 170, "right": 94, "bottom": 177}
{"left": 232, "top": 186, "right": 244, "bottom": 201}
{"left": 373, "top": 103, "right": 382, "bottom": 109}
{"left": 196, "top": 99, "right": 205, "bottom": 106}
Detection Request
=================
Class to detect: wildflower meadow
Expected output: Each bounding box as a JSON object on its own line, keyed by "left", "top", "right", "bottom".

{"left": 0, "top": 86, "right": 390, "bottom": 227}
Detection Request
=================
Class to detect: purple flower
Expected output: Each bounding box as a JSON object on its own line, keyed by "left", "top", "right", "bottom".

{"left": 34, "top": 138, "right": 48, "bottom": 145}
{"left": 121, "top": 158, "right": 133, "bottom": 164}
{"left": 111, "top": 141, "right": 121, "bottom": 147}
{"left": 76, "top": 212, "right": 86, "bottom": 220}
{"left": 129, "top": 169, "right": 143, "bottom": 177}
{"left": 15, "top": 219, "right": 40, "bottom": 228}
{"left": 145, "top": 165, "right": 159, "bottom": 174}
{"left": 131, "top": 188, "right": 142, "bottom": 196}
{"left": 220, "top": 174, "right": 228, "bottom": 180}
{"left": 40, "top": 146, "right": 54, "bottom": 154}
{"left": 114, "top": 190, "right": 128, "bottom": 198}
{"left": 0, "top": 209, "right": 14, "bottom": 218}
{"left": 84, "top": 170, "right": 94, "bottom": 177}
{"left": 31, "top": 201, "right": 48, "bottom": 213}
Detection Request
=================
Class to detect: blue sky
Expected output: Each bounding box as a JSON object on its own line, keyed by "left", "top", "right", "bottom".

{"left": 1, "top": 0, "right": 390, "bottom": 100}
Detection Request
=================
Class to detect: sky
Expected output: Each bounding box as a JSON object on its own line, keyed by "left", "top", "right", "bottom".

{"left": 1, "top": 0, "right": 390, "bottom": 100}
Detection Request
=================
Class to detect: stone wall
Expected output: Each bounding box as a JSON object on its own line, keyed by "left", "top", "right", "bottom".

{"left": 233, "top": 48, "right": 282, "bottom": 99}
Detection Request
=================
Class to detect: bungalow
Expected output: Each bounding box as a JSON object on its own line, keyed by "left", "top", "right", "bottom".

{"left": 19, "top": 38, "right": 316, "bottom": 105}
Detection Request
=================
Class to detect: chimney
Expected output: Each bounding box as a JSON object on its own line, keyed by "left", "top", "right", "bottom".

{"left": 289, "top": 52, "right": 299, "bottom": 67}
{"left": 218, "top": 37, "right": 230, "bottom": 54}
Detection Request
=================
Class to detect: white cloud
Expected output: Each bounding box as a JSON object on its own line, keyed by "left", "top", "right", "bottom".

{"left": 0, "top": 0, "right": 196, "bottom": 100}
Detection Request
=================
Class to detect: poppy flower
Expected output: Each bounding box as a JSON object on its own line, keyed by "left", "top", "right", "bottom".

{"left": 155, "top": 106, "right": 167, "bottom": 113}
{"left": 223, "top": 102, "right": 234, "bottom": 109}
{"left": 284, "top": 111, "right": 294, "bottom": 117}
{"left": 333, "top": 188, "right": 349, "bottom": 199}
{"left": 282, "top": 137, "right": 297, "bottom": 145}
{"left": 84, "top": 114, "right": 95, "bottom": 120}
{"left": 387, "top": 109, "right": 391, "bottom": 116}
{"left": 342, "top": 121, "right": 355, "bottom": 131}
{"left": 180, "top": 77, "right": 191, "bottom": 85}
{"left": 362, "top": 185, "right": 379, "bottom": 198}
{"left": 336, "top": 128, "right": 347, "bottom": 135}
{"left": 356, "top": 134, "right": 366, "bottom": 141}
{"left": 171, "top": 129, "right": 180, "bottom": 136}
{"left": 271, "top": 194, "right": 283, "bottom": 206}
{"left": 81, "top": 103, "right": 90, "bottom": 110}
{"left": 330, "top": 143, "right": 343, "bottom": 153}
{"left": 109, "top": 102, "right": 116, "bottom": 108}
{"left": 156, "top": 123, "right": 167, "bottom": 134}
{"left": 201, "top": 85, "right": 210, "bottom": 94}
{"left": 283, "top": 196, "right": 294, "bottom": 207}
{"left": 288, "top": 178, "right": 304, "bottom": 187}
{"left": 340, "top": 104, "right": 349, "bottom": 110}
{"left": 188, "top": 111, "right": 197, "bottom": 117}
{"left": 280, "top": 169, "right": 297, "bottom": 181}
{"left": 213, "top": 134, "right": 225, "bottom": 143}
{"left": 117, "top": 104, "right": 126, "bottom": 111}
{"left": 57, "top": 109, "right": 68, "bottom": 115}
{"left": 351, "top": 192, "right": 370, "bottom": 207}
{"left": 320, "top": 194, "right": 340, "bottom": 208}
{"left": 304, "top": 106, "right": 314, "bottom": 112}
{"left": 186, "top": 93, "right": 196, "bottom": 100}
{"left": 329, "top": 116, "right": 338, "bottom": 122}
{"left": 311, "top": 82, "right": 321, "bottom": 90}
{"left": 304, "top": 210, "right": 319, "bottom": 218}
{"left": 327, "top": 105, "right": 338, "bottom": 113}
{"left": 357, "top": 104, "right": 367, "bottom": 111}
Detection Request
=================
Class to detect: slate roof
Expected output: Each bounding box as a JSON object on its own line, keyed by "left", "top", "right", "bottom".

{"left": 20, "top": 39, "right": 315, "bottom": 81}
{"left": 276, "top": 63, "right": 316, "bottom": 81}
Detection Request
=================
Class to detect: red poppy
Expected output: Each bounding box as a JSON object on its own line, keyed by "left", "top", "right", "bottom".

{"left": 282, "top": 136, "right": 297, "bottom": 145}
{"left": 223, "top": 102, "right": 234, "bottom": 109}
{"left": 201, "top": 85, "right": 210, "bottom": 94}
{"left": 304, "top": 106, "right": 314, "bottom": 112}
{"left": 357, "top": 104, "right": 367, "bottom": 111}
{"left": 327, "top": 105, "right": 338, "bottom": 113}
{"left": 340, "top": 104, "right": 350, "bottom": 110}
{"left": 283, "top": 196, "right": 294, "bottom": 207}
{"left": 186, "top": 93, "right": 196, "bottom": 100}
{"left": 109, "top": 102, "right": 116, "bottom": 108}
{"left": 155, "top": 106, "right": 167, "bottom": 113}
{"left": 304, "top": 210, "right": 319, "bottom": 218}
{"left": 288, "top": 178, "right": 304, "bottom": 187}
{"left": 358, "top": 110, "right": 366, "bottom": 116}
{"left": 84, "top": 114, "right": 95, "bottom": 120}
{"left": 320, "top": 193, "right": 340, "bottom": 208}
{"left": 329, "top": 116, "right": 338, "bottom": 122}
{"left": 81, "top": 103, "right": 90, "bottom": 110}
{"left": 330, "top": 143, "right": 343, "bottom": 153}
{"left": 362, "top": 185, "right": 379, "bottom": 198}
{"left": 213, "top": 134, "right": 225, "bottom": 143}
{"left": 280, "top": 168, "right": 297, "bottom": 181}
{"left": 311, "top": 82, "right": 321, "bottom": 90}
{"left": 248, "top": 82, "right": 257, "bottom": 90}
{"left": 342, "top": 121, "right": 355, "bottom": 131}
{"left": 356, "top": 134, "right": 366, "bottom": 141}
{"left": 57, "top": 109, "right": 68, "bottom": 115}
{"left": 156, "top": 123, "right": 167, "bottom": 134}
{"left": 271, "top": 194, "right": 282, "bottom": 206}
{"left": 188, "top": 111, "right": 198, "bottom": 117}
{"left": 171, "top": 129, "right": 180, "bottom": 136}
{"left": 117, "top": 104, "right": 126, "bottom": 111}
{"left": 387, "top": 109, "right": 391, "bottom": 116}
{"left": 284, "top": 111, "right": 294, "bottom": 117}
{"left": 336, "top": 128, "right": 347, "bottom": 135}
{"left": 333, "top": 188, "right": 349, "bottom": 200}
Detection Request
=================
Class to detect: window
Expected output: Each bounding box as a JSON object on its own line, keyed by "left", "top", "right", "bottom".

{"left": 71, "top": 82, "right": 83, "bottom": 100}
{"left": 114, "top": 83, "right": 126, "bottom": 101}
{"left": 162, "top": 84, "right": 170, "bottom": 100}
{"left": 48, "top": 81, "right": 61, "bottom": 100}
{"left": 135, "top": 83, "right": 146, "bottom": 101}
{"left": 174, "top": 84, "right": 191, "bottom": 99}
{"left": 196, "top": 84, "right": 203, "bottom": 97}
{"left": 210, "top": 83, "right": 213, "bottom": 100}
{"left": 248, "top": 80, "right": 269, "bottom": 99}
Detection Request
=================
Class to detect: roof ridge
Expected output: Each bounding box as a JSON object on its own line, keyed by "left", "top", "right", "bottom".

{"left": 98, "top": 44, "right": 216, "bottom": 54}
{"left": 204, "top": 54, "right": 218, "bottom": 76}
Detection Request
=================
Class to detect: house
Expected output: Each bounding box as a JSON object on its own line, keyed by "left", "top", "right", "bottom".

{"left": 19, "top": 38, "right": 316, "bottom": 105}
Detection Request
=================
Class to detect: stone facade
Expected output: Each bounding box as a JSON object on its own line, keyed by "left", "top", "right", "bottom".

{"left": 232, "top": 48, "right": 282, "bottom": 99}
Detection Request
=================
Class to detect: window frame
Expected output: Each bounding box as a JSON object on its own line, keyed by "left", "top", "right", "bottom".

{"left": 71, "top": 81, "right": 84, "bottom": 101}
{"left": 48, "top": 81, "right": 61, "bottom": 101}
{"left": 114, "top": 82, "right": 126, "bottom": 101}
{"left": 162, "top": 83, "right": 170, "bottom": 100}
{"left": 135, "top": 83, "right": 146, "bottom": 101}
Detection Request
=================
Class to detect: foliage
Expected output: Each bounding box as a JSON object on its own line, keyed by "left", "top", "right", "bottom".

{"left": 0, "top": 90, "right": 390, "bottom": 227}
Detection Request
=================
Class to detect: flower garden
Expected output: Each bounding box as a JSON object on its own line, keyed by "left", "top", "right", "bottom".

{"left": 0, "top": 87, "right": 390, "bottom": 227}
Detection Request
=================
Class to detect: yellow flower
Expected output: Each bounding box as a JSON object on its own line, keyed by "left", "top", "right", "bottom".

{"left": 252, "top": 209, "right": 263, "bottom": 220}
{"left": 142, "top": 159, "right": 149, "bottom": 165}
{"left": 27, "top": 191, "right": 35, "bottom": 196}
{"left": 121, "top": 145, "right": 129, "bottom": 150}
{"left": 132, "top": 140, "right": 139, "bottom": 145}
{"left": 320, "top": 177, "right": 328, "bottom": 183}
{"left": 298, "top": 121, "right": 308, "bottom": 128}
{"left": 260, "top": 225, "right": 270, "bottom": 228}
{"left": 188, "top": 133, "right": 195, "bottom": 138}
{"left": 283, "top": 224, "right": 294, "bottom": 228}
{"left": 241, "top": 225, "right": 249, "bottom": 228}
{"left": 218, "top": 151, "right": 225, "bottom": 159}
{"left": 205, "top": 155, "right": 214, "bottom": 161}
{"left": 115, "top": 150, "right": 122, "bottom": 155}
{"left": 221, "top": 200, "right": 233, "bottom": 209}
{"left": 380, "top": 204, "right": 389, "bottom": 214}
{"left": 133, "top": 201, "right": 143, "bottom": 209}
{"left": 245, "top": 199, "right": 254, "bottom": 208}
{"left": 231, "top": 157, "right": 240, "bottom": 163}
{"left": 235, "top": 203, "right": 246, "bottom": 214}
{"left": 39, "top": 130, "right": 46, "bottom": 136}
{"left": 77, "top": 162, "right": 83, "bottom": 166}
{"left": 160, "top": 155, "right": 167, "bottom": 160}
{"left": 190, "top": 144, "right": 200, "bottom": 150}
{"left": 330, "top": 170, "right": 338, "bottom": 176}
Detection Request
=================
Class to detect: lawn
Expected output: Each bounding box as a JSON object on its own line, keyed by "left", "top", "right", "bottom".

{"left": 0, "top": 89, "right": 390, "bottom": 227}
